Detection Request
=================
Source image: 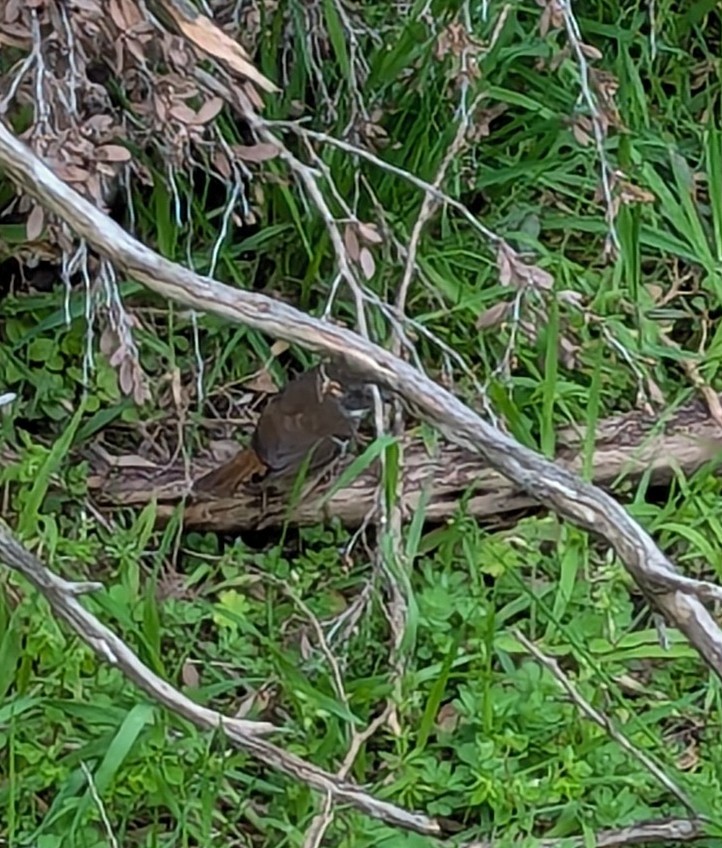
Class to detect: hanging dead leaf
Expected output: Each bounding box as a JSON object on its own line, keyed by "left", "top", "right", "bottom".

{"left": 157, "top": 0, "right": 277, "bottom": 93}
{"left": 357, "top": 221, "right": 383, "bottom": 244}
{"left": 26, "top": 204, "right": 44, "bottom": 240}
{"left": 193, "top": 97, "right": 224, "bottom": 125}
{"left": 558, "top": 336, "right": 581, "bottom": 370}
{"left": 618, "top": 180, "right": 655, "bottom": 205}
{"left": 169, "top": 103, "right": 197, "bottom": 124}
{"left": 645, "top": 375, "right": 666, "bottom": 407}
{"left": 537, "top": 0, "right": 564, "bottom": 36}
{"left": 496, "top": 244, "right": 554, "bottom": 291}
{"left": 344, "top": 224, "right": 361, "bottom": 261}
{"left": 359, "top": 247, "right": 376, "bottom": 280}
{"left": 244, "top": 368, "right": 279, "bottom": 395}
{"left": 99, "top": 325, "right": 117, "bottom": 356}
{"left": 299, "top": 629, "right": 312, "bottom": 661}
{"left": 119, "top": 358, "right": 134, "bottom": 395}
{"left": 476, "top": 300, "right": 511, "bottom": 330}
{"left": 132, "top": 361, "right": 151, "bottom": 405}
{"left": 169, "top": 366, "right": 182, "bottom": 409}
{"left": 96, "top": 144, "right": 132, "bottom": 162}
{"left": 234, "top": 143, "right": 279, "bottom": 163}
{"left": 581, "top": 42, "right": 603, "bottom": 60}
{"left": 212, "top": 150, "right": 231, "bottom": 179}
{"left": 571, "top": 115, "right": 593, "bottom": 147}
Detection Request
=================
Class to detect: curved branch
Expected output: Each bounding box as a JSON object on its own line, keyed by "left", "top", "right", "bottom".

{"left": 1, "top": 118, "right": 722, "bottom": 680}
{"left": 0, "top": 523, "right": 444, "bottom": 837}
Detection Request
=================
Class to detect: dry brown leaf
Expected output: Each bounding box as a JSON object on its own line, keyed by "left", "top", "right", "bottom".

{"left": 357, "top": 221, "right": 383, "bottom": 245}
{"left": 208, "top": 439, "right": 241, "bottom": 460}
{"left": 181, "top": 660, "right": 200, "bottom": 688}
{"left": 96, "top": 144, "right": 132, "bottom": 162}
{"left": 54, "top": 162, "right": 90, "bottom": 183}
{"left": 169, "top": 367, "right": 182, "bottom": 409}
{"left": 436, "top": 22, "right": 474, "bottom": 60}
{"left": 212, "top": 150, "right": 231, "bottom": 179}
{"left": 497, "top": 244, "right": 554, "bottom": 291}
{"left": 476, "top": 300, "right": 511, "bottom": 330}
{"left": 537, "top": 0, "right": 564, "bottom": 36}
{"left": 85, "top": 115, "right": 115, "bottom": 133}
{"left": 234, "top": 143, "right": 279, "bottom": 163}
{"left": 471, "top": 103, "right": 508, "bottom": 139}
{"left": 436, "top": 702, "right": 461, "bottom": 733}
{"left": 299, "top": 629, "right": 312, "bottom": 661}
{"left": 571, "top": 115, "right": 593, "bottom": 147}
{"left": 4, "top": 0, "right": 21, "bottom": 23}
{"left": 645, "top": 283, "right": 664, "bottom": 303}
{"left": 132, "top": 362, "right": 151, "bottom": 405}
{"left": 119, "top": 0, "right": 143, "bottom": 27}
{"left": 618, "top": 180, "right": 655, "bottom": 205}
{"left": 359, "top": 247, "right": 376, "bottom": 280}
{"left": 558, "top": 336, "right": 581, "bottom": 370}
{"left": 125, "top": 37, "right": 149, "bottom": 65}
{"left": 26, "top": 205, "right": 44, "bottom": 241}
{"left": 646, "top": 375, "right": 666, "bottom": 408}
{"left": 581, "top": 42, "right": 603, "bottom": 60}
{"left": 242, "top": 81, "right": 266, "bottom": 111}
{"left": 235, "top": 684, "right": 275, "bottom": 719}
{"left": 109, "top": 0, "right": 129, "bottom": 29}
{"left": 0, "top": 29, "right": 30, "bottom": 48}
{"left": 194, "top": 97, "right": 224, "bottom": 125}
{"left": 344, "top": 224, "right": 360, "bottom": 261}
{"left": 676, "top": 741, "right": 699, "bottom": 772}
{"left": 244, "top": 369, "right": 279, "bottom": 395}
{"left": 99, "top": 326, "right": 116, "bottom": 357}
{"left": 269, "top": 340, "right": 290, "bottom": 357}
{"left": 119, "top": 358, "right": 134, "bottom": 395}
{"left": 158, "top": 0, "right": 277, "bottom": 93}
{"left": 169, "top": 103, "right": 197, "bottom": 124}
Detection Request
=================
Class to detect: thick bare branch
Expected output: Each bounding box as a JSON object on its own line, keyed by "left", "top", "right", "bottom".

{"left": 0, "top": 522, "right": 444, "bottom": 837}
{"left": 1, "top": 119, "right": 722, "bottom": 681}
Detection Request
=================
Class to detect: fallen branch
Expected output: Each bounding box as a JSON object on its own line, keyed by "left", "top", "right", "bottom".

{"left": 0, "top": 522, "right": 446, "bottom": 837}
{"left": 463, "top": 817, "right": 705, "bottom": 848}
{"left": 2, "top": 118, "right": 722, "bottom": 681}
{"left": 86, "top": 392, "right": 722, "bottom": 535}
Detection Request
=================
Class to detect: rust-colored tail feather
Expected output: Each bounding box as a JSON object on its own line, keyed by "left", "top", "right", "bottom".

{"left": 194, "top": 448, "right": 267, "bottom": 497}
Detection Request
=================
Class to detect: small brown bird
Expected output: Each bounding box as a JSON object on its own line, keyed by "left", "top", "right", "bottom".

{"left": 194, "top": 363, "right": 374, "bottom": 498}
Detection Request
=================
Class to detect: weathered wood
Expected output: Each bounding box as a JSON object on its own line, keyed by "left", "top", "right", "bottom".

{"left": 86, "top": 396, "right": 722, "bottom": 532}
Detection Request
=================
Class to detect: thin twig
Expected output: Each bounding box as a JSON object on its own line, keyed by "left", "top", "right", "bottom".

{"left": 514, "top": 630, "right": 696, "bottom": 815}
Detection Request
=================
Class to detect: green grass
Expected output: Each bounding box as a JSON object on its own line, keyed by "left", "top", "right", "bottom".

{"left": 2, "top": 0, "right": 722, "bottom": 845}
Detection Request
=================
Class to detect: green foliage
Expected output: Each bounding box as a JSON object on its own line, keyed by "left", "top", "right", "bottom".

{"left": 3, "top": 0, "right": 722, "bottom": 846}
